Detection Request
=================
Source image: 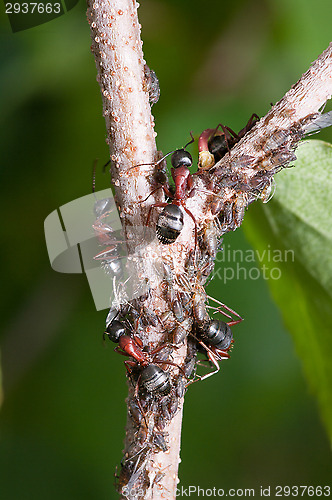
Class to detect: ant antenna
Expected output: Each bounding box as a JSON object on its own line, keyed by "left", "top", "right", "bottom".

{"left": 130, "top": 131, "right": 195, "bottom": 171}
{"left": 183, "top": 131, "right": 195, "bottom": 149}
{"left": 103, "top": 159, "right": 111, "bottom": 173}
{"left": 132, "top": 151, "right": 173, "bottom": 170}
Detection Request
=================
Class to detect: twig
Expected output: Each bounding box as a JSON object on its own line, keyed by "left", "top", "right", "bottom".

{"left": 87, "top": 2, "right": 332, "bottom": 496}
{"left": 87, "top": 1, "right": 189, "bottom": 498}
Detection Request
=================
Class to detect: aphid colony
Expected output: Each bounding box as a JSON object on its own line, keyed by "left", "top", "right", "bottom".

{"left": 94, "top": 110, "right": 332, "bottom": 497}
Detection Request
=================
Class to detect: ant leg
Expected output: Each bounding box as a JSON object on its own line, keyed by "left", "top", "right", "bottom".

{"left": 133, "top": 373, "right": 149, "bottom": 429}
{"left": 132, "top": 335, "right": 143, "bottom": 348}
{"left": 214, "top": 123, "right": 239, "bottom": 141}
{"left": 139, "top": 185, "right": 164, "bottom": 204}
{"left": 191, "top": 341, "right": 220, "bottom": 382}
{"left": 246, "top": 113, "right": 260, "bottom": 129}
{"left": 206, "top": 294, "right": 243, "bottom": 323}
{"left": 214, "top": 347, "right": 231, "bottom": 360}
{"left": 115, "top": 347, "right": 129, "bottom": 357}
{"left": 93, "top": 246, "right": 118, "bottom": 261}
{"left": 149, "top": 343, "right": 171, "bottom": 357}
{"left": 212, "top": 123, "right": 239, "bottom": 155}
{"left": 227, "top": 319, "right": 243, "bottom": 327}
{"left": 237, "top": 114, "right": 259, "bottom": 137}
{"left": 207, "top": 304, "right": 233, "bottom": 321}
{"left": 146, "top": 201, "right": 168, "bottom": 228}
{"left": 153, "top": 358, "right": 187, "bottom": 378}
{"left": 210, "top": 306, "right": 242, "bottom": 325}
{"left": 181, "top": 205, "right": 198, "bottom": 255}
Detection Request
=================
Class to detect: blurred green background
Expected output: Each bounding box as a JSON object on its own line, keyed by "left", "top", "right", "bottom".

{"left": 1, "top": 0, "right": 332, "bottom": 498}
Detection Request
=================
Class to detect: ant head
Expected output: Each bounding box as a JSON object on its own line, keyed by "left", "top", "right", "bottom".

{"left": 170, "top": 131, "right": 195, "bottom": 169}
{"left": 208, "top": 135, "right": 227, "bottom": 156}
{"left": 104, "top": 319, "right": 126, "bottom": 343}
{"left": 150, "top": 131, "right": 195, "bottom": 170}
{"left": 171, "top": 149, "right": 193, "bottom": 169}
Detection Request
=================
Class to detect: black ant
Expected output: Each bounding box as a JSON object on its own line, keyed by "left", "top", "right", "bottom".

{"left": 137, "top": 134, "right": 198, "bottom": 246}
{"left": 198, "top": 113, "right": 260, "bottom": 170}
{"left": 104, "top": 319, "right": 184, "bottom": 393}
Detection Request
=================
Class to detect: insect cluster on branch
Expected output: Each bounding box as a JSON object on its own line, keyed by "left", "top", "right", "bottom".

{"left": 93, "top": 109, "right": 332, "bottom": 497}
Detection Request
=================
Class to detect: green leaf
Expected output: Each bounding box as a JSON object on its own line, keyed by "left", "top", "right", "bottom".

{"left": 243, "top": 139, "right": 332, "bottom": 443}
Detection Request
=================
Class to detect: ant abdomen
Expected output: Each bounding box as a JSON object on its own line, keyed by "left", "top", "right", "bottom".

{"left": 200, "top": 319, "right": 233, "bottom": 350}
{"left": 140, "top": 365, "right": 171, "bottom": 396}
{"left": 156, "top": 205, "right": 184, "bottom": 244}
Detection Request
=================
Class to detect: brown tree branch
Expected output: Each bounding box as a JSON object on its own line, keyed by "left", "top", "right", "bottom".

{"left": 87, "top": 1, "right": 189, "bottom": 498}
{"left": 87, "top": 2, "right": 332, "bottom": 496}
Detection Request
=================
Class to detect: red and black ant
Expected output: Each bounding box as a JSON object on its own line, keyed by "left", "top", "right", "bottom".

{"left": 137, "top": 134, "right": 198, "bottom": 247}
{"left": 188, "top": 285, "right": 243, "bottom": 381}
{"left": 104, "top": 319, "right": 184, "bottom": 394}
{"left": 198, "top": 113, "right": 260, "bottom": 170}
{"left": 193, "top": 319, "right": 237, "bottom": 381}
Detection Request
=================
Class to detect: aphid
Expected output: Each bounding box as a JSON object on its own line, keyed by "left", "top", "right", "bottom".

{"left": 202, "top": 221, "right": 219, "bottom": 258}
{"left": 198, "top": 113, "right": 259, "bottom": 170}
{"left": 233, "top": 192, "right": 247, "bottom": 228}
{"left": 117, "top": 454, "right": 150, "bottom": 498}
{"left": 172, "top": 294, "right": 184, "bottom": 323}
{"left": 152, "top": 432, "right": 168, "bottom": 452}
{"left": 179, "top": 290, "right": 192, "bottom": 313}
{"left": 192, "top": 290, "right": 209, "bottom": 325}
{"left": 176, "top": 377, "right": 186, "bottom": 399}
{"left": 210, "top": 197, "right": 224, "bottom": 216}
{"left": 128, "top": 397, "right": 143, "bottom": 427}
{"left": 143, "top": 64, "right": 160, "bottom": 106}
{"left": 184, "top": 337, "right": 198, "bottom": 380}
{"left": 218, "top": 200, "right": 234, "bottom": 231}
{"left": 173, "top": 323, "right": 188, "bottom": 345}
{"left": 166, "top": 286, "right": 184, "bottom": 323}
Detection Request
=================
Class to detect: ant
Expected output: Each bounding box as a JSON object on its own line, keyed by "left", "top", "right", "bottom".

{"left": 137, "top": 134, "right": 198, "bottom": 246}
{"left": 194, "top": 319, "right": 237, "bottom": 381}
{"left": 104, "top": 319, "right": 184, "bottom": 393}
{"left": 188, "top": 286, "right": 243, "bottom": 381}
{"left": 198, "top": 113, "right": 260, "bottom": 170}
